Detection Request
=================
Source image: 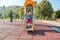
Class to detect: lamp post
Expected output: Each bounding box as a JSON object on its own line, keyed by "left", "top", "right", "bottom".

{"left": 3, "top": 5, "right": 5, "bottom": 23}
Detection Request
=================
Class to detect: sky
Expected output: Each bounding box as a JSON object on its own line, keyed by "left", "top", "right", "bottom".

{"left": 0, "top": 0, "right": 60, "bottom": 10}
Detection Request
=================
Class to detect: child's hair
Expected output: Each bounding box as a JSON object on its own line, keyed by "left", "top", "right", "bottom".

{"left": 28, "top": 10, "right": 31, "bottom": 12}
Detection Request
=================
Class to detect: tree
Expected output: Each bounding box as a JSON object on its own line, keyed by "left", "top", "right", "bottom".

{"left": 33, "top": 1, "right": 37, "bottom": 5}
{"left": 35, "top": 4, "right": 40, "bottom": 19}
{"left": 33, "top": 1, "right": 41, "bottom": 20}
{"left": 17, "top": 9, "right": 20, "bottom": 19}
{"left": 55, "top": 10, "right": 60, "bottom": 19}
{"left": 20, "top": 6, "right": 24, "bottom": 19}
{"left": 36, "top": 0, "right": 53, "bottom": 20}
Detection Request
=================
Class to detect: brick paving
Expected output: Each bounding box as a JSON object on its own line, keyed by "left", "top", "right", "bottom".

{"left": 0, "top": 21, "right": 60, "bottom": 40}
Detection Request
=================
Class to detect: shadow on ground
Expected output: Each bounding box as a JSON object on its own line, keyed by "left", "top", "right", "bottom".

{"left": 35, "top": 24, "right": 60, "bottom": 28}
{"left": 28, "top": 29, "right": 59, "bottom": 36}
{"left": 27, "top": 23, "right": 60, "bottom": 36}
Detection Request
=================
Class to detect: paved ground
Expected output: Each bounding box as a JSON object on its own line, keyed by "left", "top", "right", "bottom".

{"left": 0, "top": 21, "right": 60, "bottom": 40}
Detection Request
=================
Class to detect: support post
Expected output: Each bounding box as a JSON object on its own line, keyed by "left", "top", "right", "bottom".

{"left": 24, "top": 6, "right": 26, "bottom": 25}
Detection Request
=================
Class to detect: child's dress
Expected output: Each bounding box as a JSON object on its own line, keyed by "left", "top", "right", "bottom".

{"left": 26, "top": 14, "right": 33, "bottom": 27}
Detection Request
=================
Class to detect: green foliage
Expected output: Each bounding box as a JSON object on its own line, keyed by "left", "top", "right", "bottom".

{"left": 35, "top": 4, "right": 40, "bottom": 19}
{"left": 0, "top": 5, "right": 21, "bottom": 19}
{"left": 0, "top": 1, "right": 59, "bottom": 20}
{"left": 20, "top": 7, "right": 24, "bottom": 19}
{"left": 55, "top": 10, "right": 60, "bottom": 19}
{"left": 35, "top": 0, "right": 53, "bottom": 20}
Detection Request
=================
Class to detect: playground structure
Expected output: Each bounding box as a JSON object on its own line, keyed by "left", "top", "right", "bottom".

{"left": 24, "top": 0, "right": 35, "bottom": 32}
